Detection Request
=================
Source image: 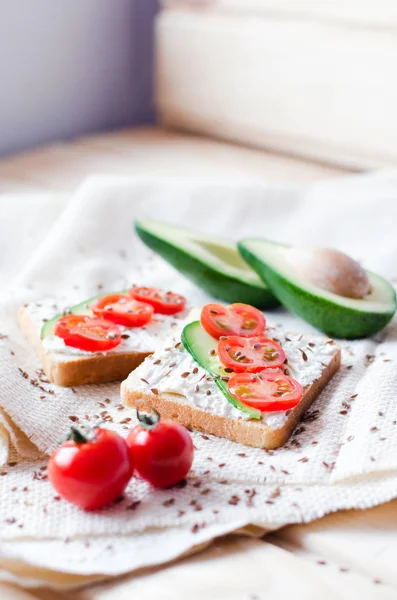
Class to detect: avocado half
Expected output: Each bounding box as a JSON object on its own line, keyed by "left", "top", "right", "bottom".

{"left": 238, "top": 239, "right": 396, "bottom": 339}
{"left": 135, "top": 220, "right": 278, "bottom": 309}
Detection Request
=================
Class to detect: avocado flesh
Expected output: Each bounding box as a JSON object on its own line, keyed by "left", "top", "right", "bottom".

{"left": 40, "top": 290, "right": 128, "bottom": 339}
{"left": 239, "top": 239, "right": 396, "bottom": 339}
{"left": 135, "top": 219, "right": 278, "bottom": 309}
{"left": 181, "top": 321, "right": 261, "bottom": 419}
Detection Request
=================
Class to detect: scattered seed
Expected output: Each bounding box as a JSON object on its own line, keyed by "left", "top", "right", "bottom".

{"left": 299, "top": 349, "right": 308, "bottom": 362}
{"left": 125, "top": 500, "right": 141, "bottom": 510}
{"left": 228, "top": 495, "right": 240, "bottom": 506}
{"left": 163, "top": 498, "right": 175, "bottom": 507}
{"left": 270, "top": 487, "right": 281, "bottom": 499}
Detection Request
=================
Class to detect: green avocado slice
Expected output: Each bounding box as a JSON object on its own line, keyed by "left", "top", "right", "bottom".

{"left": 135, "top": 219, "right": 278, "bottom": 309}
{"left": 181, "top": 320, "right": 261, "bottom": 419}
{"left": 40, "top": 290, "right": 128, "bottom": 340}
{"left": 238, "top": 239, "right": 396, "bottom": 339}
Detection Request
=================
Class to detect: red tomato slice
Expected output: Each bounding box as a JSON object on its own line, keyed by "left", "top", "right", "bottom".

{"left": 54, "top": 315, "right": 121, "bottom": 352}
{"left": 129, "top": 286, "right": 186, "bottom": 315}
{"left": 92, "top": 293, "right": 153, "bottom": 327}
{"left": 201, "top": 303, "right": 266, "bottom": 339}
{"left": 228, "top": 371, "right": 303, "bottom": 412}
{"left": 218, "top": 335, "right": 286, "bottom": 373}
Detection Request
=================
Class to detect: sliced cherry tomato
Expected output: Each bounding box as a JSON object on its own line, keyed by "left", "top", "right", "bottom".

{"left": 92, "top": 293, "right": 153, "bottom": 327}
{"left": 228, "top": 371, "right": 303, "bottom": 412}
{"left": 126, "top": 408, "right": 194, "bottom": 488}
{"left": 48, "top": 427, "right": 134, "bottom": 510}
{"left": 201, "top": 303, "right": 266, "bottom": 339}
{"left": 218, "top": 335, "right": 286, "bottom": 373}
{"left": 54, "top": 315, "right": 121, "bottom": 352}
{"left": 129, "top": 286, "right": 186, "bottom": 315}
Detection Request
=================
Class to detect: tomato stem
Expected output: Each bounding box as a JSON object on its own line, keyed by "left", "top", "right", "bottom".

{"left": 136, "top": 402, "right": 160, "bottom": 430}
{"left": 60, "top": 425, "right": 95, "bottom": 445}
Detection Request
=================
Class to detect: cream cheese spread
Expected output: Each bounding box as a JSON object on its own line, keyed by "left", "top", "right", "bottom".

{"left": 27, "top": 301, "right": 190, "bottom": 359}
{"left": 125, "top": 326, "right": 339, "bottom": 428}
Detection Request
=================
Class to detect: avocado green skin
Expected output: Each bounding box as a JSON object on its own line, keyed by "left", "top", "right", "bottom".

{"left": 40, "top": 290, "right": 128, "bottom": 339}
{"left": 181, "top": 321, "right": 260, "bottom": 419}
{"left": 238, "top": 242, "right": 396, "bottom": 339}
{"left": 135, "top": 222, "right": 279, "bottom": 309}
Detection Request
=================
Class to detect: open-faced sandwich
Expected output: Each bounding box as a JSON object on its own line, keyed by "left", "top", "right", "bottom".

{"left": 121, "top": 302, "right": 341, "bottom": 449}
{"left": 18, "top": 287, "right": 189, "bottom": 386}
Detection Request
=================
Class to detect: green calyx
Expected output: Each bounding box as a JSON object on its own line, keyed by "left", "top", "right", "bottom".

{"left": 59, "top": 424, "right": 98, "bottom": 446}
{"left": 136, "top": 402, "right": 160, "bottom": 430}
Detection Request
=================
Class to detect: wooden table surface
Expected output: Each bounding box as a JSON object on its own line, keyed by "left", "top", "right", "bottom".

{"left": 2, "top": 127, "right": 396, "bottom": 600}
{"left": 0, "top": 126, "right": 348, "bottom": 194}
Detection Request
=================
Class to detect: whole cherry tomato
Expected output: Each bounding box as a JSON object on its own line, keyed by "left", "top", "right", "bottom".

{"left": 126, "top": 407, "right": 194, "bottom": 488}
{"left": 48, "top": 426, "right": 134, "bottom": 510}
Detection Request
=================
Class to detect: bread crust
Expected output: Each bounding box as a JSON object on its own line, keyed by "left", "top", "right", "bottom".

{"left": 18, "top": 306, "right": 151, "bottom": 387}
{"left": 121, "top": 347, "right": 341, "bottom": 449}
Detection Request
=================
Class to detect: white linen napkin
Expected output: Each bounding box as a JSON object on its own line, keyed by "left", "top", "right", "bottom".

{"left": 1, "top": 173, "right": 397, "bottom": 581}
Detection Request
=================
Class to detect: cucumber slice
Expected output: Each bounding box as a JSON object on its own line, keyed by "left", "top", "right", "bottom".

{"left": 40, "top": 290, "right": 128, "bottom": 340}
{"left": 181, "top": 320, "right": 227, "bottom": 378}
{"left": 215, "top": 378, "right": 261, "bottom": 420}
{"left": 181, "top": 320, "right": 261, "bottom": 420}
{"left": 135, "top": 219, "right": 278, "bottom": 309}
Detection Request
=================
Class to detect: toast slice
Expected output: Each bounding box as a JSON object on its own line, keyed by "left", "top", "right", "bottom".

{"left": 18, "top": 302, "right": 188, "bottom": 387}
{"left": 121, "top": 332, "right": 341, "bottom": 449}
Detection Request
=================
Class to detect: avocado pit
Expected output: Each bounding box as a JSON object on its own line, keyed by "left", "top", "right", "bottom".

{"left": 286, "top": 247, "right": 371, "bottom": 299}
